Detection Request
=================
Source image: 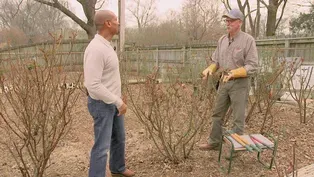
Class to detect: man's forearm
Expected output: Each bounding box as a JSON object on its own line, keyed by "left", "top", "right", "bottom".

{"left": 86, "top": 84, "right": 123, "bottom": 108}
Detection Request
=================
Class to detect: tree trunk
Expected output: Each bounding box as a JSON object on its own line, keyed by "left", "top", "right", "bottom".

{"left": 241, "top": 16, "right": 246, "bottom": 32}
{"left": 81, "top": 0, "right": 97, "bottom": 39}
{"left": 237, "top": 0, "right": 246, "bottom": 32}
{"left": 266, "top": 0, "right": 279, "bottom": 36}
{"left": 34, "top": 0, "right": 97, "bottom": 39}
{"left": 255, "top": 1, "right": 261, "bottom": 38}
{"left": 86, "top": 26, "right": 96, "bottom": 39}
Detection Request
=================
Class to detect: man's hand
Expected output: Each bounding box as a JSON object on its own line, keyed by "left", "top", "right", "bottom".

{"left": 118, "top": 103, "right": 127, "bottom": 116}
{"left": 222, "top": 67, "right": 247, "bottom": 82}
{"left": 122, "top": 95, "right": 127, "bottom": 104}
{"left": 201, "top": 64, "right": 217, "bottom": 80}
{"left": 201, "top": 68, "right": 213, "bottom": 80}
{"left": 222, "top": 72, "right": 233, "bottom": 83}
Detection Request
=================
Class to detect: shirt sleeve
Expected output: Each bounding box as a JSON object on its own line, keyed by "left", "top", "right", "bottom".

{"left": 211, "top": 40, "right": 221, "bottom": 67}
{"left": 244, "top": 38, "right": 259, "bottom": 76}
{"left": 84, "top": 49, "right": 123, "bottom": 108}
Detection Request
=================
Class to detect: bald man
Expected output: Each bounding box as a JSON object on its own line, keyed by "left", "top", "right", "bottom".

{"left": 84, "top": 10, "right": 135, "bottom": 177}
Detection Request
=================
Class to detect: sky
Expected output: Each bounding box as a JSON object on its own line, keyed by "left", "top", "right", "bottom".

{"left": 156, "top": 0, "right": 184, "bottom": 14}
{"left": 69, "top": 0, "right": 185, "bottom": 21}
{"left": 68, "top": 0, "right": 311, "bottom": 27}
{"left": 68, "top": 0, "right": 186, "bottom": 27}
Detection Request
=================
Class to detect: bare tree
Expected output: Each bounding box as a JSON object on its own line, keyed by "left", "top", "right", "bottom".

{"left": 125, "top": 3, "right": 224, "bottom": 45}
{"left": 22, "top": 2, "right": 68, "bottom": 36}
{"left": 221, "top": 0, "right": 288, "bottom": 37}
{"left": 127, "top": 0, "right": 157, "bottom": 31}
{"left": 260, "top": 0, "right": 288, "bottom": 36}
{"left": 125, "top": 10, "right": 188, "bottom": 45}
{"left": 0, "top": 0, "right": 27, "bottom": 29}
{"left": 0, "top": 0, "right": 69, "bottom": 45}
{"left": 181, "top": 0, "right": 221, "bottom": 41}
{"left": 31, "top": 0, "right": 107, "bottom": 39}
{"left": 247, "top": 0, "right": 261, "bottom": 37}
{"left": 221, "top": 0, "right": 262, "bottom": 37}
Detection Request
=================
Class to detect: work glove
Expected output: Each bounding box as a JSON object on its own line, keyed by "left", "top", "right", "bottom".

{"left": 222, "top": 67, "right": 247, "bottom": 83}
{"left": 202, "top": 64, "right": 217, "bottom": 80}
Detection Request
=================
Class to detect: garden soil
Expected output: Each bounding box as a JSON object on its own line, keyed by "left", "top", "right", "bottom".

{"left": 1, "top": 91, "right": 314, "bottom": 177}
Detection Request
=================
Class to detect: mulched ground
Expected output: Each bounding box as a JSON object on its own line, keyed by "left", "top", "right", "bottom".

{"left": 1, "top": 90, "right": 314, "bottom": 177}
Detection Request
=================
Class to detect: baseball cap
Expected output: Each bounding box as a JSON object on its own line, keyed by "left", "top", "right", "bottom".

{"left": 222, "top": 9, "right": 244, "bottom": 21}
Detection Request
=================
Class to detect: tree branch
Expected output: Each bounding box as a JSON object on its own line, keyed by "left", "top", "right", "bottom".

{"left": 247, "top": 1, "right": 254, "bottom": 33}
{"left": 237, "top": 0, "right": 243, "bottom": 9}
{"left": 243, "top": 0, "right": 249, "bottom": 7}
{"left": 12, "top": 0, "right": 23, "bottom": 18}
{"left": 221, "top": 0, "right": 231, "bottom": 10}
{"left": 260, "top": 0, "right": 268, "bottom": 8}
{"left": 34, "top": 0, "right": 91, "bottom": 32}
{"left": 275, "top": 0, "right": 288, "bottom": 30}
{"left": 34, "top": 0, "right": 54, "bottom": 6}
{"left": 0, "top": 15, "right": 10, "bottom": 28}
{"left": 95, "top": 0, "right": 106, "bottom": 10}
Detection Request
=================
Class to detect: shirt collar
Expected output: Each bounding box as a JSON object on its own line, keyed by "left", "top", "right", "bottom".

{"left": 228, "top": 31, "right": 242, "bottom": 41}
{"left": 94, "top": 34, "right": 111, "bottom": 46}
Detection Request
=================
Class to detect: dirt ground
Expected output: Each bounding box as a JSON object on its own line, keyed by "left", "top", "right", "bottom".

{"left": 1, "top": 90, "right": 314, "bottom": 177}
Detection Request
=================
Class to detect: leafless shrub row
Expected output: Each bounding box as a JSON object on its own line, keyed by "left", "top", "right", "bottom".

{"left": 0, "top": 34, "right": 81, "bottom": 177}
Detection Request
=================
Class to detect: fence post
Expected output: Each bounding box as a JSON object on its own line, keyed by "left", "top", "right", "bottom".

{"left": 156, "top": 47, "right": 159, "bottom": 68}
{"left": 284, "top": 38, "right": 290, "bottom": 57}
{"left": 18, "top": 47, "right": 21, "bottom": 64}
{"left": 137, "top": 48, "right": 139, "bottom": 76}
{"left": 182, "top": 46, "right": 186, "bottom": 67}
{"left": 156, "top": 47, "right": 159, "bottom": 77}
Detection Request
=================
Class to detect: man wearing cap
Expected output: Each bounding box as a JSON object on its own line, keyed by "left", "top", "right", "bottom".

{"left": 199, "top": 9, "right": 258, "bottom": 151}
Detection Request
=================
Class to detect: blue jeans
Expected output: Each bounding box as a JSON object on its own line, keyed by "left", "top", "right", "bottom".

{"left": 87, "top": 96, "right": 126, "bottom": 177}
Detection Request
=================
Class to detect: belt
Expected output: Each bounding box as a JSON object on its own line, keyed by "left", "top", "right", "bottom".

{"left": 223, "top": 77, "right": 247, "bottom": 83}
{"left": 228, "top": 77, "right": 238, "bottom": 81}
{"left": 229, "top": 77, "right": 248, "bottom": 81}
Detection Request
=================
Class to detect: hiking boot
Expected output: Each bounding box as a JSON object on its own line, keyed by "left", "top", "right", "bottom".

{"left": 198, "top": 143, "right": 220, "bottom": 151}
{"left": 112, "top": 169, "right": 135, "bottom": 177}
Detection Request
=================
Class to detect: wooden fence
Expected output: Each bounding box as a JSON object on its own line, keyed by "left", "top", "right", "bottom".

{"left": 0, "top": 37, "right": 314, "bottom": 79}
